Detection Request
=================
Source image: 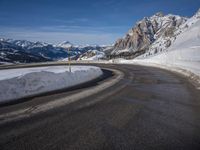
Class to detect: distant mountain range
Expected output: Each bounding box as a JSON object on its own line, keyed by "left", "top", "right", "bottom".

{"left": 0, "top": 38, "right": 106, "bottom": 64}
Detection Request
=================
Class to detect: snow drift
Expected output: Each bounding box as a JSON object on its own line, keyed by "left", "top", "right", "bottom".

{"left": 0, "top": 66, "right": 103, "bottom": 103}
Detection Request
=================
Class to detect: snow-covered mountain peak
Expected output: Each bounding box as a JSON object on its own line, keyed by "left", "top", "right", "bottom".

{"left": 150, "top": 13, "right": 185, "bottom": 24}
{"left": 194, "top": 8, "right": 200, "bottom": 18}
{"left": 154, "top": 12, "right": 164, "bottom": 17}
{"left": 111, "top": 11, "right": 188, "bottom": 55}
{"left": 14, "top": 40, "right": 34, "bottom": 48}
{"left": 0, "top": 38, "right": 5, "bottom": 42}
{"left": 57, "top": 41, "right": 73, "bottom": 49}
{"left": 134, "top": 9, "right": 200, "bottom": 59}
{"left": 34, "top": 41, "right": 48, "bottom": 47}
{"left": 179, "top": 8, "right": 200, "bottom": 30}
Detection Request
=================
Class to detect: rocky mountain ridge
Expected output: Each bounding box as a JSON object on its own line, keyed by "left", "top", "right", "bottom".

{"left": 110, "top": 11, "right": 189, "bottom": 57}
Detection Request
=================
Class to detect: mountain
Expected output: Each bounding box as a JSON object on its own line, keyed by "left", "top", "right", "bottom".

{"left": 7, "top": 39, "right": 48, "bottom": 49}
{"left": 132, "top": 9, "right": 200, "bottom": 78}
{"left": 0, "top": 40, "right": 50, "bottom": 63}
{"left": 140, "top": 8, "right": 200, "bottom": 57}
{"left": 0, "top": 38, "right": 108, "bottom": 64}
{"left": 110, "top": 12, "right": 187, "bottom": 57}
{"left": 78, "top": 50, "right": 105, "bottom": 61}
{"left": 57, "top": 41, "right": 73, "bottom": 49}
{"left": 0, "top": 49, "right": 50, "bottom": 64}
{"left": 0, "top": 39, "right": 69, "bottom": 61}
{"left": 75, "top": 45, "right": 113, "bottom": 60}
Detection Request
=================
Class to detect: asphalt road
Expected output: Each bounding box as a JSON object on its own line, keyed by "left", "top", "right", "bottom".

{"left": 0, "top": 64, "right": 200, "bottom": 150}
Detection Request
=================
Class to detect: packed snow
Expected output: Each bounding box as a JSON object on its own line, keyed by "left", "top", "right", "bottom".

{"left": 0, "top": 66, "right": 103, "bottom": 103}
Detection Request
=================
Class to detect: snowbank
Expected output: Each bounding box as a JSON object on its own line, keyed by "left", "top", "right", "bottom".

{"left": 0, "top": 66, "right": 103, "bottom": 103}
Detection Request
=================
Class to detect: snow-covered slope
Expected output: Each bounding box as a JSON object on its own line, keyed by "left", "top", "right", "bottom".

{"left": 138, "top": 8, "right": 200, "bottom": 58}
{"left": 0, "top": 66, "right": 103, "bottom": 103}
{"left": 111, "top": 12, "right": 187, "bottom": 56}
{"left": 0, "top": 39, "right": 50, "bottom": 63}
{"left": 78, "top": 50, "right": 105, "bottom": 60}
{"left": 57, "top": 41, "right": 73, "bottom": 49}
{"left": 141, "top": 9, "right": 200, "bottom": 57}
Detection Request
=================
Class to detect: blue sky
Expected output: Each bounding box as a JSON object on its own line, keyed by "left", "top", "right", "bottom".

{"left": 0, "top": 0, "right": 200, "bottom": 45}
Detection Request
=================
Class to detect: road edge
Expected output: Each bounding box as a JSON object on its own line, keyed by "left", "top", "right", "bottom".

{"left": 121, "top": 62, "right": 200, "bottom": 90}
{"left": 0, "top": 68, "right": 124, "bottom": 125}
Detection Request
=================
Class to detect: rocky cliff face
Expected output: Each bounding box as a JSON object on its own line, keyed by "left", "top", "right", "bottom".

{"left": 111, "top": 12, "right": 187, "bottom": 56}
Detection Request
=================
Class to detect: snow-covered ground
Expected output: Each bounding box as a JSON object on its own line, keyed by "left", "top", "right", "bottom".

{"left": 78, "top": 50, "right": 105, "bottom": 61}
{"left": 0, "top": 66, "right": 103, "bottom": 103}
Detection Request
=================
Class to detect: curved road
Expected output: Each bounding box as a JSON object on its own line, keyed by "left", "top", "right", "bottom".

{"left": 0, "top": 64, "right": 200, "bottom": 150}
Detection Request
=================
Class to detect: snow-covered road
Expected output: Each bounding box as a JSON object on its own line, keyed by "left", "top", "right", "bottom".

{"left": 0, "top": 66, "right": 103, "bottom": 103}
